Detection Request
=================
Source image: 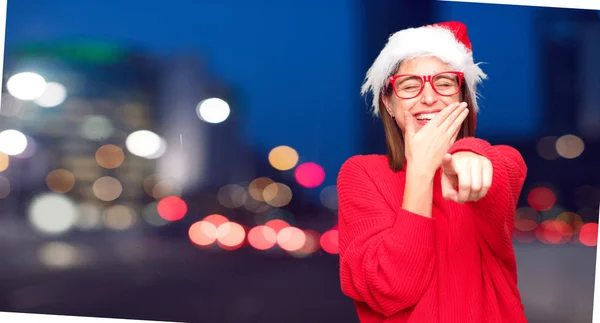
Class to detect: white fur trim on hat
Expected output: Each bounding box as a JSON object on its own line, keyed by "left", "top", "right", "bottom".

{"left": 361, "top": 24, "right": 487, "bottom": 116}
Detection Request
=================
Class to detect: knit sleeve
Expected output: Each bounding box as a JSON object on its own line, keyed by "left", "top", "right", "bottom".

{"left": 448, "top": 137, "right": 527, "bottom": 261}
{"left": 337, "top": 156, "right": 436, "bottom": 317}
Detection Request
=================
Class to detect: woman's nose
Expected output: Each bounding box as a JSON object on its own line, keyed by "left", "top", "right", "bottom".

{"left": 420, "top": 82, "right": 437, "bottom": 105}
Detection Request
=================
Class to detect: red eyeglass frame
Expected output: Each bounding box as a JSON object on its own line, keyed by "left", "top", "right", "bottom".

{"left": 388, "top": 71, "right": 464, "bottom": 99}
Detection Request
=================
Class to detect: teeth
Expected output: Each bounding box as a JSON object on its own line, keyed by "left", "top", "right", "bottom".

{"left": 415, "top": 113, "right": 437, "bottom": 120}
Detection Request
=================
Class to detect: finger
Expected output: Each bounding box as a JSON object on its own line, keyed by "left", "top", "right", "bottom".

{"left": 431, "top": 102, "right": 462, "bottom": 127}
{"left": 439, "top": 102, "right": 467, "bottom": 132}
{"left": 449, "top": 109, "right": 467, "bottom": 144}
{"left": 441, "top": 153, "right": 456, "bottom": 175}
{"left": 469, "top": 158, "right": 483, "bottom": 201}
{"left": 447, "top": 108, "right": 469, "bottom": 141}
{"left": 457, "top": 161, "right": 471, "bottom": 203}
{"left": 478, "top": 159, "right": 493, "bottom": 200}
{"left": 403, "top": 110, "right": 416, "bottom": 136}
{"left": 442, "top": 181, "right": 458, "bottom": 201}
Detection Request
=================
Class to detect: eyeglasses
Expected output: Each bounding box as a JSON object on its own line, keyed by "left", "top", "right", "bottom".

{"left": 388, "top": 71, "right": 464, "bottom": 99}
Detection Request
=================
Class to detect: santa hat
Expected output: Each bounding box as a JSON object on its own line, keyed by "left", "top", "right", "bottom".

{"left": 361, "top": 21, "right": 487, "bottom": 117}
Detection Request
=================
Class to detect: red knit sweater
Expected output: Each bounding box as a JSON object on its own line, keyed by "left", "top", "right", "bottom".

{"left": 337, "top": 137, "right": 528, "bottom": 323}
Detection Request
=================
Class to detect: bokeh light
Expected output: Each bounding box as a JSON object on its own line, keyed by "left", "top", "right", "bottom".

{"left": 288, "top": 229, "right": 321, "bottom": 258}
{"left": 320, "top": 185, "right": 338, "bottom": 210}
{"left": 265, "top": 219, "right": 290, "bottom": 234}
{"left": 46, "top": 169, "right": 76, "bottom": 193}
{"left": 527, "top": 187, "right": 556, "bottom": 211}
{"left": 143, "top": 174, "right": 181, "bottom": 199}
{"left": 263, "top": 182, "right": 293, "bottom": 207}
{"left": 79, "top": 115, "right": 114, "bottom": 141}
{"left": 141, "top": 202, "right": 169, "bottom": 227}
{"left": 294, "top": 162, "right": 325, "bottom": 188}
{"left": 248, "top": 177, "right": 274, "bottom": 202}
{"left": 247, "top": 226, "right": 277, "bottom": 250}
{"left": 38, "top": 242, "right": 79, "bottom": 269}
{"left": 203, "top": 214, "right": 230, "bottom": 227}
{"left": 93, "top": 176, "right": 123, "bottom": 201}
{"left": 218, "top": 184, "right": 248, "bottom": 208}
{"left": 157, "top": 196, "right": 188, "bottom": 221}
{"left": 103, "top": 205, "right": 137, "bottom": 230}
{"left": 14, "top": 135, "right": 37, "bottom": 159}
{"left": 579, "top": 223, "right": 598, "bottom": 247}
{"left": 555, "top": 134, "right": 584, "bottom": 159}
{"left": 216, "top": 222, "right": 246, "bottom": 250}
{"left": 268, "top": 146, "right": 299, "bottom": 171}
{"left": 277, "top": 226, "right": 306, "bottom": 252}
{"left": 125, "top": 130, "right": 165, "bottom": 159}
{"left": 514, "top": 207, "right": 539, "bottom": 232}
{"left": 0, "top": 129, "right": 28, "bottom": 156}
{"left": 320, "top": 229, "right": 339, "bottom": 254}
{"left": 189, "top": 221, "right": 218, "bottom": 247}
{"left": 0, "top": 153, "right": 10, "bottom": 172}
{"left": 34, "top": 82, "right": 68, "bottom": 107}
{"left": 151, "top": 180, "right": 182, "bottom": 199}
{"left": 535, "top": 219, "right": 573, "bottom": 245}
{"left": 197, "top": 98, "right": 230, "bottom": 124}
{"left": 6, "top": 72, "right": 46, "bottom": 100}
{"left": 557, "top": 211, "right": 584, "bottom": 233}
{"left": 95, "top": 144, "right": 125, "bottom": 169}
{"left": 27, "top": 193, "right": 78, "bottom": 235}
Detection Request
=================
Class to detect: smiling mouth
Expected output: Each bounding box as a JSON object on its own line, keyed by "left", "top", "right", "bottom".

{"left": 415, "top": 113, "right": 437, "bottom": 121}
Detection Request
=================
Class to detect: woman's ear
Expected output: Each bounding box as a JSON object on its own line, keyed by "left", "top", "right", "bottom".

{"left": 381, "top": 94, "right": 394, "bottom": 117}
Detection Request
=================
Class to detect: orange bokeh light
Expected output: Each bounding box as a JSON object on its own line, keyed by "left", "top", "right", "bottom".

{"left": 216, "top": 222, "right": 246, "bottom": 250}
{"left": 188, "top": 221, "right": 217, "bottom": 247}
{"left": 535, "top": 219, "right": 572, "bottom": 245}
{"left": 277, "top": 226, "right": 306, "bottom": 252}
{"left": 288, "top": 229, "right": 321, "bottom": 258}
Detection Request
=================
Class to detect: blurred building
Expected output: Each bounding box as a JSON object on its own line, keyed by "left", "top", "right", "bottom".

{"left": 0, "top": 40, "right": 161, "bottom": 233}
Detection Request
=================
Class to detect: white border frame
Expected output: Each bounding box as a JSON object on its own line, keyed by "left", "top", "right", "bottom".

{"left": 0, "top": 0, "right": 597, "bottom": 322}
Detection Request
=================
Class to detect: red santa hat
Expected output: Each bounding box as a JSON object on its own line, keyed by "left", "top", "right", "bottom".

{"left": 361, "top": 21, "right": 487, "bottom": 117}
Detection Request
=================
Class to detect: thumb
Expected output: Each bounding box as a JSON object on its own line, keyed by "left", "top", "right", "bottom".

{"left": 441, "top": 153, "right": 457, "bottom": 174}
{"left": 403, "top": 111, "right": 415, "bottom": 135}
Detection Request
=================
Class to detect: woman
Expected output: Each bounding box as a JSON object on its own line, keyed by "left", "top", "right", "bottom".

{"left": 337, "top": 21, "right": 528, "bottom": 323}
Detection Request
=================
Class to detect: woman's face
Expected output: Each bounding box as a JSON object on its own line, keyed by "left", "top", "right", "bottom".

{"left": 382, "top": 56, "right": 462, "bottom": 133}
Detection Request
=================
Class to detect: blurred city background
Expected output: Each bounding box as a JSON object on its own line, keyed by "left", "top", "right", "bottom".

{"left": 0, "top": 1, "right": 599, "bottom": 323}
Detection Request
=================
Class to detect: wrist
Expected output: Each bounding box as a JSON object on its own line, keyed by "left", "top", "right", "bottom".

{"left": 405, "top": 166, "right": 436, "bottom": 183}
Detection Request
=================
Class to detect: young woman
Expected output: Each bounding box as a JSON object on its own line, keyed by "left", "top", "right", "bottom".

{"left": 337, "top": 21, "right": 528, "bottom": 323}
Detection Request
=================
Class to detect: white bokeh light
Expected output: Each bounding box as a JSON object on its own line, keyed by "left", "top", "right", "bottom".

{"left": 125, "top": 130, "right": 165, "bottom": 159}
{"left": 197, "top": 98, "right": 230, "bottom": 124}
{"left": 28, "top": 193, "right": 78, "bottom": 235}
{"left": 34, "top": 82, "right": 68, "bottom": 107}
{"left": 0, "top": 129, "right": 28, "bottom": 156}
{"left": 6, "top": 72, "right": 47, "bottom": 101}
{"left": 79, "top": 115, "right": 114, "bottom": 141}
